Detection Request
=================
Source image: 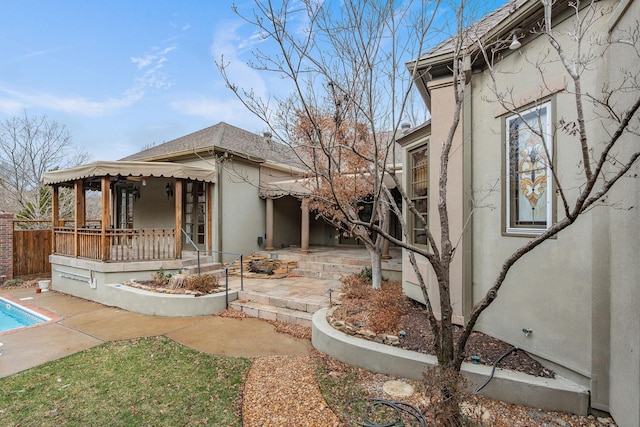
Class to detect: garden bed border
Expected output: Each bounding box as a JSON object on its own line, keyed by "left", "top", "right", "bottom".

{"left": 311, "top": 308, "right": 590, "bottom": 415}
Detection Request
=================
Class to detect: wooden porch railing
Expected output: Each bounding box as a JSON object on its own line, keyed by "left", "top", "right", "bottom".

{"left": 53, "top": 227, "right": 177, "bottom": 261}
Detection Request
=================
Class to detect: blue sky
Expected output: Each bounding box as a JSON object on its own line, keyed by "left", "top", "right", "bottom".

{"left": 0, "top": 1, "right": 505, "bottom": 162}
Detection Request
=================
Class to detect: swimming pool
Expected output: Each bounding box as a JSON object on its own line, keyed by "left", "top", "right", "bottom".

{"left": 0, "top": 297, "right": 50, "bottom": 333}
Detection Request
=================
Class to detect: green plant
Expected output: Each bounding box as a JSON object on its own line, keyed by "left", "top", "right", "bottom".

{"left": 4, "top": 279, "right": 23, "bottom": 287}
{"left": 356, "top": 266, "right": 373, "bottom": 284}
{"left": 151, "top": 267, "right": 173, "bottom": 286}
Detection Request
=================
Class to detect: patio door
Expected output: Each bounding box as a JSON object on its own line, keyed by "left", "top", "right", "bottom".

{"left": 116, "top": 185, "right": 135, "bottom": 229}
{"left": 183, "top": 181, "right": 207, "bottom": 251}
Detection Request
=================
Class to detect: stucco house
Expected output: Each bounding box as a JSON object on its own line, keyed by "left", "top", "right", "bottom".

{"left": 42, "top": 122, "right": 402, "bottom": 313}
{"left": 399, "top": 0, "right": 639, "bottom": 424}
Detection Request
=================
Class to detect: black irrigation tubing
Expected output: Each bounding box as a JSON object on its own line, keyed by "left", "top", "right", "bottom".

{"left": 345, "top": 397, "right": 429, "bottom": 427}
{"left": 472, "top": 346, "right": 519, "bottom": 394}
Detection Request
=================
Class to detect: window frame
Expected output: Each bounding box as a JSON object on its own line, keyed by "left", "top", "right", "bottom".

{"left": 504, "top": 100, "right": 554, "bottom": 235}
{"left": 409, "top": 144, "right": 429, "bottom": 246}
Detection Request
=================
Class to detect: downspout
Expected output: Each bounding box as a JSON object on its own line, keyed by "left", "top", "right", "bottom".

{"left": 462, "top": 69, "right": 474, "bottom": 321}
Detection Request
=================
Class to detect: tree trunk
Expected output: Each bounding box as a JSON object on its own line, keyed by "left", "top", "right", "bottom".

{"left": 369, "top": 247, "right": 383, "bottom": 290}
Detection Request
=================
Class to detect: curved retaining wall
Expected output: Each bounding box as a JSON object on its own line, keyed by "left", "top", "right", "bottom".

{"left": 50, "top": 256, "right": 236, "bottom": 317}
{"left": 312, "top": 308, "right": 589, "bottom": 415}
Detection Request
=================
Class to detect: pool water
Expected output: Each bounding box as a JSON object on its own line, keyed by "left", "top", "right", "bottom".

{"left": 0, "top": 297, "right": 50, "bottom": 333}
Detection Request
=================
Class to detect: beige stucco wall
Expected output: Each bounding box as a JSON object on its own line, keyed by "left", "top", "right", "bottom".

{"left": 403, "top": 0, "right": 639, "bottom": 419}
{"left": 218, "top": 159, "right": 265, "bottom": 259}
{"left": 132, "top": 179, "right": 176, "bottom": 229}
{"left": 468, "top": 8, "right": 611, "bottom": 385}
{"left": 467, "top": 0, "right": 639, "bottom": 417}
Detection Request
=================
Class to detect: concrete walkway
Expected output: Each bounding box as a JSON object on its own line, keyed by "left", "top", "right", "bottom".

{"left": 0, "top": 287, "right": 312, "bottom": 378}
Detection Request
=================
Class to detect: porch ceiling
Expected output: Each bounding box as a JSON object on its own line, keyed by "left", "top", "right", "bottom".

{"left": 43, "top": 161, "right": 217, "bottom": 186}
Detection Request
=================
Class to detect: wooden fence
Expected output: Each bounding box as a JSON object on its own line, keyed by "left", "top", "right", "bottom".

{"left": 13, "top": 220, "right": 52, "bottom": 277}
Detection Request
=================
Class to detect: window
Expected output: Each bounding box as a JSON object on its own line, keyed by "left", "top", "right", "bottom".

{"left": 410, "top": 145, "right": 428, "bottom": 245}
{"left": 505, "top": 102, "right": 553, "bottom": 234}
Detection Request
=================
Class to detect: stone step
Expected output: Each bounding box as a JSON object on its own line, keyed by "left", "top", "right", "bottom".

{"left": 237, "top": 290, "right": 327, "bottom": 314}
{"left": 257, "top": 251, "right": 370, "bottom": 265}
{"left": 229, "top": 300, "right": 313, "bottom": 328}
{"left": 296, "top": 260, "right": 365, "bottom": 274}
{"left": 290, "top": 268, "right": 349, "bottom": 280}
{"left": 182, "top": 262, "right": 224, "bottom": 275}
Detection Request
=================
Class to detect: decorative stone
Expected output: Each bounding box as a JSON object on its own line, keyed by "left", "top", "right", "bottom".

{"left": 382, "top": 380, "right": 414, "bottom": 398}
{"left": 357, "top": 329, "right": 376, "bottom": 339}
{"left": 386, "top": 335, "right": 400, "bottom": 345}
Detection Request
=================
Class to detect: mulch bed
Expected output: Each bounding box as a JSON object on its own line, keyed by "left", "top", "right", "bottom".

{"left": 333, "top": 293, "right": 554, "bottom": 378}
{"left": 398, "top": 300, "right": 554, "bottom": 378}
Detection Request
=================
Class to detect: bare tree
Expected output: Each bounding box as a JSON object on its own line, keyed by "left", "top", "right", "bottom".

{"left": 219, "top": 0, "right": 435, "bottom": 289}
{"left": 220, "top": 0, "right": 639, "bottom": 418}
{"left": 290, "top": 107, "right": 392, "bottom": 289}
{"left": 0, "top": 111, "right": 92, "bottom": 219}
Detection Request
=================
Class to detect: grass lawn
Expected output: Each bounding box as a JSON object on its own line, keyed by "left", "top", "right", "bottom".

{"left": 0, "top": 337, "right": 251, "bottom": 426}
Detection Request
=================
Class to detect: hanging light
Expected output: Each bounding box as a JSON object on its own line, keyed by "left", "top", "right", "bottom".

{"left": 166, "top": 182, "right": 174, "bottom": 199}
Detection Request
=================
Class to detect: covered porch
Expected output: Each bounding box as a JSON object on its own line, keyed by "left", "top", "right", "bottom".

{"left": 44, "top": 161, "right": 217, "bottom": 263}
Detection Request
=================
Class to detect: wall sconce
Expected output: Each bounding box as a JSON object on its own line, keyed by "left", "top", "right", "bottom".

{"left": 132, "top": 186, "right": 140, "bottom": 199}
{"left": 166, "top": 182, "right": 174, "bottom": 199}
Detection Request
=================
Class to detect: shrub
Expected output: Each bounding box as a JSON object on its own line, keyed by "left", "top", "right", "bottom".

{"left": 368, "top": 281, "right": 407, "bottom": 334}
{"left": 340, "top": 274, "right": 373, "bottom": 300}
{"left": 422, "top": 366, "right": 472, "bottom": 426}
{"left": 186, "top": 274, "right": 219, "bottom": 294}
{"left": 4, "top": 279, "right": 23, "bottom": 287}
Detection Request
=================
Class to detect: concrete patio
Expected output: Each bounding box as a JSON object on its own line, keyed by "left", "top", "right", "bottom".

{"left": 0, "top": 287, "right": 312, "bottom": 379}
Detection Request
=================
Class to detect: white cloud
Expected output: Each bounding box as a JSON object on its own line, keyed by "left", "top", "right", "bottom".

{"left": 0, "top": 87, "right": 143, "bottom": 117}
{"left": 210, "top": 20, "right": 268, "bottom": 100}
{"left": 0, "top": 96, "right": 25, "bottom": 115}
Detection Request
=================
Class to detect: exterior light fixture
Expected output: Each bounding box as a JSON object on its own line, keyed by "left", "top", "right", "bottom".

{"left": 166, "top": 182, "right": 173, "bottom": 199}
{"left": 509, "top": 33, "right": 522, "bottom": 50}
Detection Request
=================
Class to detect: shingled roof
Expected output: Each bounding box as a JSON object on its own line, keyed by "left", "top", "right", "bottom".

{"left": 121, "top": 121, "right": 300, "bottom": 167}
{"left": 421, "top": 0, "right": 529, "bottom": 61}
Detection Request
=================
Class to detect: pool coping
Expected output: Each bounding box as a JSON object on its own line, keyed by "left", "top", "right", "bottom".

{"left": 0, "top": 293, "right": 63, "bottom": 336}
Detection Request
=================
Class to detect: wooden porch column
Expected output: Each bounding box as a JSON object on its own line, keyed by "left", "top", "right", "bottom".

{"left": 100, "top": 176, "right": 111, "bottom": 261}
{"left": 51, "top": 185, "right": 59, "bottom": 254}
{"left": 382, "top": 210, "right": 391, "bottom": 259}
{"left": 73, "top": 179, "right": 86, "bottom": 257}
{"left": 300, "top": 199, "right": 309, "bottom": 254}
{"left": 265, "top": 197, "right": 275, "bottom": 251}
{"left": 174, "top": 180, "right": 183, "bottom": 259}
{"left": 382, "top": 239, "right": 391, "bottom": 259}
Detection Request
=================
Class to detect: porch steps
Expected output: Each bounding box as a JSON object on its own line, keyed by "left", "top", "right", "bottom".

{"left": 229, "top": 290, "right": 326, "bottom": 327}
{"left": 180, "top": 253, "right": 223, "bottom": 275}
{"left": 182, "top": 262, "right": 224, "bottom": 275}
